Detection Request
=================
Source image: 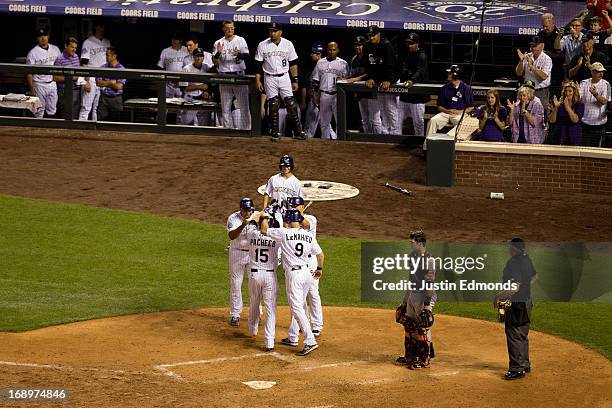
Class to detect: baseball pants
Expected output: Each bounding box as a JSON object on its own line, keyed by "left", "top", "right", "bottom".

{"left": 368, "top": 97, "right": 384, "bottom": 134}
{"left": 358, "top": 97, "right": 373, "bottom": 133}
{"left": 181, "top": 95, "right": 210, "bottom": 126}
{"left": 378, "top": 93, "right": 401, "bottom": 135}
{"left": 264, "top": 73, "right": 293, "bottom": 99}
{"left": 399, "top": 102, "right": 425, "bottom": 136}
{"left": 426, "top": 112, "right": 463, "bottom": 136}
{"left": 220, "top": 84, "right": 251, "bottom": 130}
{"left": 33, "top": 81, "right": 58, "bottom": 118}
{"left": 305, "top": 100, "right": 320, "bottom": 138}
{"left": 285, "top": 267, "right": 317, "bottom": 346}
{"left": 405, "top": 292, "right": 433, "bottom": 344}
{"left": 79, "top": 78, "right": 100, "bottom": 121}
{"left": 167, "top": 83, "right": 183, "bottom": 124}
{"left": 505, "top": 300, "right": 532, "bottom": 372}
{"left": 288, "top": 275, "right": 323, "bottom": 339}
{"left": 319, "top": 92, "right": 338, "bottom": 140}
{"left": 248, "top": 269, "right": 278, "bottom": 350}
{"left": 229, "top": 249, "right": 250, "bottom": 318}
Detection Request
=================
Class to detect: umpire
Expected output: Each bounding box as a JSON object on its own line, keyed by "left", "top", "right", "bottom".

{"left": 497, "top": 237, "right": 538, "bottom": 380}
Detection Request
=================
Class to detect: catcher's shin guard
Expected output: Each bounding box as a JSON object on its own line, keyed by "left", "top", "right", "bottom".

{"left": 268, "top": 97, "right": 281, "bottom": 140}
{"left": 284, "top": 96, "right": 306, "bottom": 140}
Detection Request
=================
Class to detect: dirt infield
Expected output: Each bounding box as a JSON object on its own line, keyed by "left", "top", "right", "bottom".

{"left": 0, "top": 126, "right": 611, "bottom": 242}
{"left": 1, "top": 127, "right": 611, "bottom": 407}
{"left": 0, "top": 307, "right": 610, "bottom": 408}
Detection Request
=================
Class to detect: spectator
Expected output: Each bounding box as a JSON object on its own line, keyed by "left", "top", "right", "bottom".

{"left": 587, "top": 14, "right": 612, "bottom": 52}
{"left": 550, "top": 81, "right": 585, "bottom": 145}
{"left": 26, "top": 27, "right": 61, "bottom": 118}
{"left": 555, "top": 18, "right": 585, "bottom": 76}
{"left": 53, "top": 37, "right": 81, "bottom": 120}
{"left": 426, "top": 64, "right": 474, "bottom": 137}
{"left": 538, "top": 13, "right": 560, "bottom": 54}
{"left": 507, "top": 85, "right": 546, "bottom": 144}
{"left": 96, "top": 47, "right": 126, "bottom": 121}
{"left": 516, "top": 35, "right": 553, "bottom": 112}
{"left": 587, "top": 0, "right": 612, "bottom": 30}
{"left": 568, "top": 33, "right": 609, "bottom": 81}
{"left": 179, "top": 47, "right": 214, "bottom": 126}
{"left": 579, "top": 62, "right": 611, "bottom": 146}
{"left": 399, "top": 32, "right": 429, "bottom": 137}
{"left": 476, "top": 90, "right": 508, "bottom": 142}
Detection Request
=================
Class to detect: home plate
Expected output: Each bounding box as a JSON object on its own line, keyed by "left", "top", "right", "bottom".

{"left": 242, "top": 381, "right": 277, "bottom": 389}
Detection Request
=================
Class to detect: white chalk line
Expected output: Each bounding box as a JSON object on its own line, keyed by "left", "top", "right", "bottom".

{"left": 0, "top": 360, "right": 156, "bottom": 378}
{"left": 428, "top": 370, "right": 460, "bottom": 378}
{"left": 302, "top": 360, "right": 369, "bottom": 372}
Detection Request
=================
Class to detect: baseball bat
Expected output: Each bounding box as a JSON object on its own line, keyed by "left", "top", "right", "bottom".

{"left": 304, "top": 200, "right": 314, "bottom": 211}
{"left": 384, "top": 182, "right": 412, "bottom": 196}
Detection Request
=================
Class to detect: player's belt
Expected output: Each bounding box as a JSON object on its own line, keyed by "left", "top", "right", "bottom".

{"left": 34, "top": 81, "right": 53, "bottom": 84}
{"left": 321, "top": 90, "right": 337, "bottom": 95}
{"left": 290, "top": 266, "right": 307, "bottom": 271}
{"left": 251, "top": 268, "right": 275, "bottom": 272}
{"left": 264, "top": 72, "right": 287, "bottom": 77}
{"left": 236, "top": 248, "right": 249, "bottom": 252}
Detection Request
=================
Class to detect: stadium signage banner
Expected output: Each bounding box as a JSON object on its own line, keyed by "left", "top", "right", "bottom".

{"left": 0, "top": 0, "right": 583, "bottom": 34}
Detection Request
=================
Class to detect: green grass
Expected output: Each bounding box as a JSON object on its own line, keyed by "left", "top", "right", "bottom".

{"left": 0, "top": 195, "right": 610, "bottom": 360}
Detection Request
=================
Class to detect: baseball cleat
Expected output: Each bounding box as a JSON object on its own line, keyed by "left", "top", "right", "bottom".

{"left": 281, "top": 338, "right": 298, "bottom": 347}
{"left": 230, "top": 316, "right": 240, "bottom": 326}
{"left": 264, "top": 347, "right": 275, "bottom": 352}
{"left": 312, "top": 329, "right": 321, "bottom": 337}
{"left": 271, "top": 134, "right": 281, "bottom": 142}
{"left": 395, "top": 356, "right": 408, "bottom": 365}
{"left": 293, "top": 131, "right": 307, "bottom": 140}
{"left": 296, "top": 344, "right": 319, "bottom": 356}
{"left": 505, "top": 370, "right": 525, "bottom": 380}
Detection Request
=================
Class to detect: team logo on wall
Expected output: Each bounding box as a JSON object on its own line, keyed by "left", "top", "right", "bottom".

{"left": 403, "top": 1, "right": 547, "bottom": 24}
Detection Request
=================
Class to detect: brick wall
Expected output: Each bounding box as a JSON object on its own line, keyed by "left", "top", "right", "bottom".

{"left": 454, "top": 143, "right": 612, "bottom": 195}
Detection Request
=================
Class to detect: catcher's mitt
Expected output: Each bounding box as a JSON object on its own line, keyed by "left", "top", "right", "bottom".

{"left": 395, "top": 303, "right": 407, "bottom": 324}
{"left": 418, "top": 308, "right": 434, "bottom": 330}
{"left": 496, "top": 300, "right": 512, "bottom": 323}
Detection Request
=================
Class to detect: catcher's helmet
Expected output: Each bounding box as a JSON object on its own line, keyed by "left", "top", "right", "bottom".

{"left": 446, "top": 64, "right": 462, "bottom": 79}
{"left": 279, "top": 155, "right": 294, "bottom": 170}
{"left": 284, "top": 208, "right": 302, "bottom": 224}
{"left": 239, "top": 197, "right": 255, "bottom": 211}
{"left": 287, "top": 196, "right": 305, "bottom": 208}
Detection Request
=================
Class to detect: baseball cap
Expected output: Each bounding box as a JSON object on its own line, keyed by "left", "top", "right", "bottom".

{"left": 528, "top": 35, "right": 544, "bottom": 46}
{"left": 582, "top": 32, "right": 594, "bottom": 42}
{"left": 353, "top": 36, "right": 367, "bottom": 45}
{"left": 405, "top": 32, "right": 420, "bottom": 44}
{"left": 591, "top": 61, "right": 606, "bottom": 71}
{"left": 35, "top": 27, "right": 49, "bottom": 37}
{"left": 522, "top": 80, "right": 536, "bottom": 90}
{"left": 366, "top": 25, "right": 380, "bottom": 36}
{"left": 192, "top": 47, "right": 204, "bottom": 57}
{"left": 508, "top": 237, "right": 526, "bottom": 251}
{"left": 269, "top": 22, "right": 282, "bottom": 31}
{"left": 311, "top": 43, "right": 324, "bottom": 54}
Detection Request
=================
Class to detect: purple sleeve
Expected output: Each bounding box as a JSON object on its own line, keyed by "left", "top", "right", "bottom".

{"left": 574, "top": 101, "right": 585, "bottom": 120}
{"left": 464, "top": 84, "right": 475, "bottom": 107}
{"left": 498, "top": 106, "right": 508, "bottom": 122}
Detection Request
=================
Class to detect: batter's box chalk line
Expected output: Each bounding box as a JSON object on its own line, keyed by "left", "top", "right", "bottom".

{"left": 0, "top": 360, "right": 154, "bottom": 377}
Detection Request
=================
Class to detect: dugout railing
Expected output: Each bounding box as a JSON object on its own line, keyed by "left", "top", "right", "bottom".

{"left": 0, "top": 63, "right": 261, "bottom": 136}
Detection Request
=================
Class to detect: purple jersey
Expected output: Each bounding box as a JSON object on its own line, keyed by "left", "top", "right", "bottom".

{"left": 54, "top": 51, "right": 80, "bottom": 89}
{"left": 98, "top": 63, "right": 126, "bottom": 97}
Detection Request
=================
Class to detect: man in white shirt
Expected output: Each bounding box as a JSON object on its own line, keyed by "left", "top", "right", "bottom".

{"left": 179, "top": 47, "right": 214, "bottom": 126}
{"left": 79, "top": 22, "right": 111, "bottom": 121}
{"left": 580, "top": 62, "right": 611, "bottom": 147}
{"left": 263, "top": 155, "right": 302, "bottom": 225}
{"left": 516, "top": 35, "right": 553, "bottom": 112}
{"left": 158, "top": 32, "right": 189, "bottom": 98}
{"left": 26, "top": 28, "right": 61, "bottom": 118}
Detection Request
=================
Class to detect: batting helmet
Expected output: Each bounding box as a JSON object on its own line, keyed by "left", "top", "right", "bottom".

{"left": 279, "top": 155, "right": 294, "bottom": 170}
{"left": 311, "top": 43, "right": 325, "bottom": 54}
{"left": 239, "top": 197, "right": 255, "bottom": 211}
{"left": 287, "top": 196, "right": 305, "bottom": 208}
{"left": 284, "top": 208, "right": 302, "bottom": 224}
{"left": 446, "top": 64, "right": 462, "bottom": 79}
{"left": 353, "top": 36, "right": 367, "bottom": 45}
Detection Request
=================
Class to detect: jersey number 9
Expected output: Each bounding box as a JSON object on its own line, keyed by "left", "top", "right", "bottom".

{"left": 294, "top": 243, "right": 303, "bottom": 257}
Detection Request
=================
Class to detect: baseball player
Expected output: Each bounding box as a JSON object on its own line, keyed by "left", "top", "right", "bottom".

{"left": 79, "top": 21, "right": 110, "bottom": 121}
{"left": 183, "top": 34, "right": 200, "bottom": 68}
{"left": 312, "top": 42, "right": 349, "bottom": 140}
{"left": 347, "top": 36, "right": 377, "bottom": 133}
{"left": 179, "top": 47, "right": 214, "bottom": 126}
{"left": 226, "top": 197, "right": 257, "bottom": 326}
{"left": 255, "top": 23, "right": 307, "bottom": 141}
{"left": 26, "top": 27, "right": 61, "bottom": 118}
{"left": 213, "top": 20, "right": 251, "bottom": 130}
{"left": 304, "top": 43, "right": 324, "bottom": 138}
{"left": 397, "top": 230, "right": 436, "bottom": 370}
{"left": 260, "top": 208, "right": 324, "bottom": 356}
{"left": 157, "top": 32, "right": 189, "bottom": 99}
{"left": 399, "top": 33, "right": 429, "bottom": 137}
{"left": 246, "top": 212, "right": 281, "bottom": 351}
{"left": 286, "top": 196, "right": 323, "bottom": 338}
{"left": 263, "top": 155, "right": 302, "bottom": 216}
{"left": 361, "top": 25, "right": 400, "bottom": 134}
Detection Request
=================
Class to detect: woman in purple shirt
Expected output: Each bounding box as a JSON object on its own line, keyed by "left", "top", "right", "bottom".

{"left": 506, "top": 85, "right": 546, "bottom": 144}
{"left": 549, "top": 81, "right": 585, "bottom": 145}
{"left": 477, "top": 89, "right": 507, "bottom": 142}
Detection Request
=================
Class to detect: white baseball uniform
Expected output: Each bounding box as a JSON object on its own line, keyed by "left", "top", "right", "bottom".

{"left": 227, "top": 211, "right": 255, "bottom": 319}
{"left": 255, "top": 38, "right": 298, "bottom": 100}
{"left": 178, "top": 56, "right": 214, "bottom": 126}
{"left": 265, "top": 172, "right": 302, "bottom": 208}
{"left": 26, "top": 43, "right": 61, "bottom": 118}
{"left": 158, "top": 46, "right": 190, "bottom": 97}
{"left": 312, "top": 57, "right": 349, "bottom": 140}
{"left": 214, "top": 35, "right": 251, "bottom": 130}
{"left": 266, "top": 227, "right": 322, "bottom": 347}
{"left": 79, "top": 35, "right": 110, "bottom": 121}
{"left": 247, "top": 229, "right": 279, "bottom": 349}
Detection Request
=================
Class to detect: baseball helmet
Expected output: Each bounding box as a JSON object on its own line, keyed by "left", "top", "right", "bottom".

{"left": 288, "top": 196, "right": 305, "bottom": 208}
{"left": 278, "top": 155, "right": 294, "bottom": 170}
{"left": 311, "top": 43, "right": 325, "bottom": 54}
{"left": 446, "top": 64, "right": 462, "bottom": 79}
{"left": 284, "top": 208, "right": 302, "bottom": 224}
{"left": 239, "top": 197, "right": 255, "bottom": 211}
{"left": 354, "top": 36, "right": 367, "bottom": 45}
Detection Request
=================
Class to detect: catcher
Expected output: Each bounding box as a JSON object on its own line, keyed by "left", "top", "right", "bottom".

{"left": 395, "top": 230, "right": 436, "bottom": 369}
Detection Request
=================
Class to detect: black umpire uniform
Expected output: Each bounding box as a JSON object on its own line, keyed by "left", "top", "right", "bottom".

{"left": 501, "top": 237, "right": 537, "bottom": 380}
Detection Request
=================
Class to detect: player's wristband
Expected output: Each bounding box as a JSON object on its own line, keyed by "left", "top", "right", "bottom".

{"left": 291, "top": 76, "right": 299, "bottom": 83}
{"left": 316, "top": 267, "right": 322, "bottom": 270}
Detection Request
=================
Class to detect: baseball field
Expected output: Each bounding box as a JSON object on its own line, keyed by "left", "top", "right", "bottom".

{"left": 0, "top": 127, "right": 611, "bottom": 407}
